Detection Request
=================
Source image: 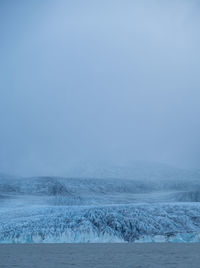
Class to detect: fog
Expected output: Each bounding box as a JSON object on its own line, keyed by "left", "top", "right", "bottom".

{"left": 0, "top": 0, "right": 200, "bottom": 176}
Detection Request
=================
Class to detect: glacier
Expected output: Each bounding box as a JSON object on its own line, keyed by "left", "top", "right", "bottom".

{"left": 1, "top": 204, "right": 200, "bottom": 243}
{"left": 1, "top": 163, "right": 200, "bottom": 243}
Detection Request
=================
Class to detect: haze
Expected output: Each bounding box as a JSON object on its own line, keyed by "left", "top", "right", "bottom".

{"left": 0, "top": 0, "right": 200, "bottom": 176}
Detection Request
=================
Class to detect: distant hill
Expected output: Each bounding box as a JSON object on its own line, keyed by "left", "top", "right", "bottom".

{"left": 63, "top": 161, "right": 199, "bottom": 181}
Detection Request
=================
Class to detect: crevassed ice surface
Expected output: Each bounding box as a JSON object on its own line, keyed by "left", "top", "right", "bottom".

{"left": 1, "top": 163, "right": 200, "bottom": 243}
{"left": 1, "top": 204, "right": 200, "bottom": 243}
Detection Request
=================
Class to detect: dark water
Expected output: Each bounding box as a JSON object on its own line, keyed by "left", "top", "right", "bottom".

{"left": 0, "top": 243, "right": 200, "bottom": 268}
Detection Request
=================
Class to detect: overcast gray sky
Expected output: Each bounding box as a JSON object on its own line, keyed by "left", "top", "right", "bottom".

{"left": 0, "top": 0, "right": 200, "bottom": 176}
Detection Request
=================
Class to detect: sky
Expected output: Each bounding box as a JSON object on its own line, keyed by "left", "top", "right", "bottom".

{"left": 0, "top": 0, "right": 200, "bottom": 176}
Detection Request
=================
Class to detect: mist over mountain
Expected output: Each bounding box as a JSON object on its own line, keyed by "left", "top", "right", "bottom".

{"left": 62, "top": 161, "right": 198, "bottom": 180}
{"left": 1, "top": 0, "right": 200, "bottom": 176}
